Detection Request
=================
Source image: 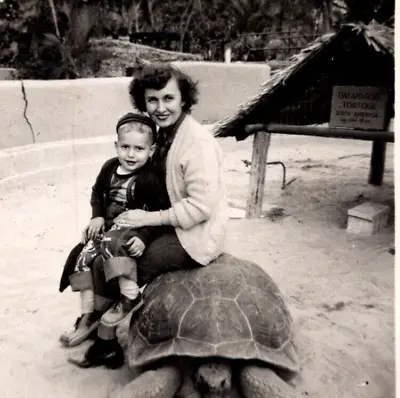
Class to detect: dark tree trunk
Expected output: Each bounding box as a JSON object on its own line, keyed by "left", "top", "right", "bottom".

{"left": 320, "top": 0, "right": 333, "bottom": 33}
{"left": 67, "top": 2, "right": 101, "bottom": 55}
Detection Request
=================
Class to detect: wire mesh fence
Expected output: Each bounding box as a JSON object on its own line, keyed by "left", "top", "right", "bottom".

{"left": 233, "top": 30, "right": 320, "bottom": 62}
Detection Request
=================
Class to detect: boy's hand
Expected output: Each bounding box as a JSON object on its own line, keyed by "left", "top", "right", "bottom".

{"left": 82, "top": 217, "right": 105, "bottom": 243}
{"left": 126, "top": 237, "right": 145, "bottom": 257}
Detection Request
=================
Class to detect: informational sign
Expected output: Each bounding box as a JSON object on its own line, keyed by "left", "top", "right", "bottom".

{"left": 329, "top": 86, "right": 388, "bottom": 130}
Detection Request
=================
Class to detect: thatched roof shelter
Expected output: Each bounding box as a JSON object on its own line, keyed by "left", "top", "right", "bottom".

{"left": 213, "top": 20, "right": 394, "bottom": 141}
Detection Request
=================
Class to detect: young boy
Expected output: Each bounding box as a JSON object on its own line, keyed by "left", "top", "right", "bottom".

{"left": 59, "top": 112, "right": 170, "bottom": 347}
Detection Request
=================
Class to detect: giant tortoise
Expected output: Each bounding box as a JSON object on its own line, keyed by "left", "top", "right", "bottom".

{"left": 116, "top": 253, "right": 299, "bottom": 398}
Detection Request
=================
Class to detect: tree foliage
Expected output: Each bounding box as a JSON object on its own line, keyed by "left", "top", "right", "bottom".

{"left": 342, "top": 0, "right": 394, "bottom": 24}
{"left": 0, "top": 0, "right": 155, "bottom": 78}
{"left": 0, "top": 0, "right": 394, "bottom": 78}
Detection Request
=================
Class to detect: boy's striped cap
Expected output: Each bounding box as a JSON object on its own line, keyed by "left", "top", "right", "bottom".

{"left": 116, "top": 112, "right": 157, "bottom": 136}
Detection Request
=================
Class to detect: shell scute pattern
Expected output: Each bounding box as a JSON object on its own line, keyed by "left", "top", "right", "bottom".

{"left": 129, "top": 253, "right": 295, "bottom": 372}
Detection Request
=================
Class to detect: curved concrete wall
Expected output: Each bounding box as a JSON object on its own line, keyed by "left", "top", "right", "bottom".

{"left": 0, "top": 135, "right": 116, "bottom": 190}
{"left": 0, "top": 124, "right": 210, "bottom": 190}
{"left": 0, "top": 62, "right": 270, "bottom": 149}
{"left": 0, "top": 78, "right": 133, "bottom": 149}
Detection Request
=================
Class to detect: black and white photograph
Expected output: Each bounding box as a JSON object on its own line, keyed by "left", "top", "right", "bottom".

{"left": 0, "top": 0, "right": 395, "bottom": 397}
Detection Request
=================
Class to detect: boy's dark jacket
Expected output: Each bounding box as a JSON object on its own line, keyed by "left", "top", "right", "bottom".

{"left": 59, "top": 157, "right": 170, "bottom": 292}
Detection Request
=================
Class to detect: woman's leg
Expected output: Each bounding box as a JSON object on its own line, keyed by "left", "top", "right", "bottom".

{"left": 136, "top": 229, "right": 200, "bottom": 287}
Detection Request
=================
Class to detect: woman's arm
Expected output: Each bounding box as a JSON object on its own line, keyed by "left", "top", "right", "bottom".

{"left": 115, "top": 139, "right": 223, "bottom": 230}
{"left": 135, "top": 139, "right": 223, "bottom": 230}
{"left": 168, "top": 140, "right": 223, "bottom": 229}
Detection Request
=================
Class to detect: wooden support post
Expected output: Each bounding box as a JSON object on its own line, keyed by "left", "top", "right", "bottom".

{"left": 368, "top": 141, "right": 387, "bottom": 186}
{"left": 368, "top": 99, "right": 392, "bottom": 186}
{"left": 245, "top": 131, "right": 271, "bottom": 218}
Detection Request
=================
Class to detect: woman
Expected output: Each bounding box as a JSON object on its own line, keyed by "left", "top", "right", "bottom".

{"left": 68, "top": 63, "right": 229, "bottom": 369}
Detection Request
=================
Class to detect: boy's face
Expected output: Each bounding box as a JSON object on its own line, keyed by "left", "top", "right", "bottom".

{"left": 115, "top": 128, "right": 155, "bottom": 173}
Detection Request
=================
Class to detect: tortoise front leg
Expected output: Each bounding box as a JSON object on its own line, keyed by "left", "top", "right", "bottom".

{"left": 240, "top": 365, "right": 296, "bottom": 398}
{"left": 114, "top": 365, "right": 181, "bottom": 398}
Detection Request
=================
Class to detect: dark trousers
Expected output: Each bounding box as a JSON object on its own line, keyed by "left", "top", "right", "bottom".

{"left": 97, "top": 229, "right": 201, "bottom": 340}
{"left": 136, "top": 228, "right": 200, "bottom": 286}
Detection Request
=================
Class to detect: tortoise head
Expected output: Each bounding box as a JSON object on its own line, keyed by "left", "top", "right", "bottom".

{"left": 195, "top": 360, "right": 232, "bottom": 397}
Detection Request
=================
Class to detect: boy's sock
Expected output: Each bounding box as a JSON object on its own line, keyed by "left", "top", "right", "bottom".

{"left": 80, "top": 289, "right": 95, "bottom": 314}
{"left": 100, "top": 277, "right": 143, "bottom": 327}
{"left": 118, "top": 276, "right": 139, "bottom": 300}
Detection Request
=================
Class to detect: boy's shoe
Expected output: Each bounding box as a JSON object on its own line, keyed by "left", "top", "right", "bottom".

{"left": 101, "top": 293, "right": 143, "bottom": 327}
{"left": 68, "top": 337, "right": 124, "bottom": 369}
{"left": 59, "top": 316, "right": 83, "bottom": 344}
{"left": 59, "top": 311, "right": 101, "bottom": 347}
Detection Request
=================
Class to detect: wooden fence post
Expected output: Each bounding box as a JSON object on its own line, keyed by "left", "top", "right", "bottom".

{"left": 368, "top": 106, "right": 391, "bottom": 186}
{"left": 245, "top": 130, "right": 271, "bottom": 218}
{"left": 368, "top": 141, "right": 386, "bottom": 185}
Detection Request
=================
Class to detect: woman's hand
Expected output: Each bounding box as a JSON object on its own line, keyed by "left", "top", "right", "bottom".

{"left": 114, "top": 209, "right": 149, "bottom": 228}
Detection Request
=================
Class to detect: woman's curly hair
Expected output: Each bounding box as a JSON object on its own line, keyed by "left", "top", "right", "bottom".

{"left": 129, "top": 63, "right": 199, "bottom": 113}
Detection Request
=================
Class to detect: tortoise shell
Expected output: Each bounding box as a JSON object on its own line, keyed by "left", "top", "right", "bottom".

{"left": 127, "top": 253, "right": 298, "bottom": 374}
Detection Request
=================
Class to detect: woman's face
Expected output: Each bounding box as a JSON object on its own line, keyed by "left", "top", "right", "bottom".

{"left": 144, "top": 77, "right": 185, "bottom": 128}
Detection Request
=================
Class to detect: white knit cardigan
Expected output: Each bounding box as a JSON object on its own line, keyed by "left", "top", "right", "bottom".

{"left": 160, "top": 115, "right": 229, "bottom": 265}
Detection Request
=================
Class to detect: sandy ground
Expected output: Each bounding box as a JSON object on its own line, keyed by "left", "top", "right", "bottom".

{"left": 0, "top": 135, "right": 394, "bottom": 397}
